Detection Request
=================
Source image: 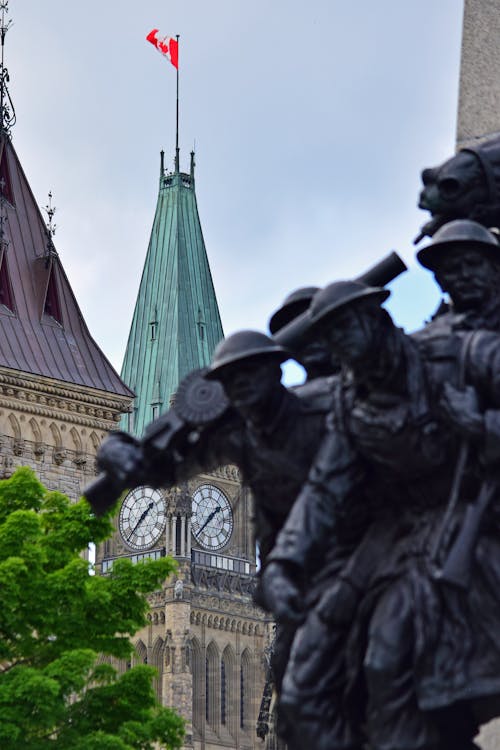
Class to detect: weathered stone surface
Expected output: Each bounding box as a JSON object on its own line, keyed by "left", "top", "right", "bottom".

{"left": 0, "top": 367, "right": 127, "bottom": 500}
{"left": 457, "top": 0, "right": 500, "bottom": 147}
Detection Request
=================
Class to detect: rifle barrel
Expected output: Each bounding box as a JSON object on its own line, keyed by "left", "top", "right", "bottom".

{"left": 273, "top": 251, "right": 407, "bottom": 349}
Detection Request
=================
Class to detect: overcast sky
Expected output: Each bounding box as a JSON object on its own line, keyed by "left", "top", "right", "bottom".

{"left": 6, "top": 0, "right": 463, "bottom": 381}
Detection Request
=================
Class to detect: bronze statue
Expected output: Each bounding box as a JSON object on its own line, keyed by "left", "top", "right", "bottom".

{"left": 94, "top": 329, "right": 336, "bottom": 692}
{"left": 263, "top": 278, "right": 500, "bottom": 750}
{"left": 417, "top": 131, "right": 500, "bottom": 241}
{"left": 90, "top": 255, "right": 405, "bottom": 702}
{"left": 84, "top": 138, "right": 500, "bottom": 750}
{"left": 415, "top": 219, "right": 500, "bottom": 447}
{"left": 262, "top": 282, "right": 437, "bottom": 750}
{"left": 269, "top": 286, "right": 339, "bottom": 380}
{"left": 415, "top": 219, "right": 500, "bottom": 331}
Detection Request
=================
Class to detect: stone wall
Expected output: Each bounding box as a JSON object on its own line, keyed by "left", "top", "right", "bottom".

{"left": 0, "top": 365, "right": 130, "bottom": 500}
{"left": 457, "top": 0, "right": 500, "bottom": 147}
{"left": 129, "top": 561, "right": 269, "bottom": 750}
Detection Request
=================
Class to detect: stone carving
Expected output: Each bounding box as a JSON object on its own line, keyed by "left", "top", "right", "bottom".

{"left": 53, "top": 448, "right": 66, "bottom": 466}
{"left": 164, "top": 629, "right": 173, "bottom": 670}
{"left": 166, "top": 484, "right": 192, "bottom": 515}
{"left": 0, "top": 454, "right": 13, "bottom": 478}
{"left": 33, "top": 442, "right": 44, "bottom": 458}
{"left": 174, "top": 579, "right": 184, "bottom": 600}
{"left": 12, "top": 438, "right": 24, "bottom": 456}
{"left": 190, "top": 565, "right": 256, "bottom": 597}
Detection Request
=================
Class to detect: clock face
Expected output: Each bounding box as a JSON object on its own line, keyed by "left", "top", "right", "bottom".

{"left": 119, "top": 486, "right": 166, "bottom": 551}
{"left": 191, "top": 484, "right": 233, "bottom": 551}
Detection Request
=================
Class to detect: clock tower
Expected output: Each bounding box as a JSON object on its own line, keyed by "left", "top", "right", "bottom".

{"left": 95, "top": 150, "right": 269, "bottom": 750}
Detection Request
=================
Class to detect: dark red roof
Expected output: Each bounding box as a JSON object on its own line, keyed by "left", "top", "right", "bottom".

{"left": 0, "top": 135, "right": 133, "bottom": 398}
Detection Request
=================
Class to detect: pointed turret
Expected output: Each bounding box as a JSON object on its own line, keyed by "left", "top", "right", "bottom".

{"left": 121, "top": 152, "right": 224, "bottom": 436}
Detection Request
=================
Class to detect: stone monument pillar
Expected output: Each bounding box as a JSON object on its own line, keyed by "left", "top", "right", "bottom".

{"left": 456, "top": 0, "right": 500, "bottom": 149}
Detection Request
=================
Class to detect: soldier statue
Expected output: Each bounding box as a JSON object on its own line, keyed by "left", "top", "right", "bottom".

{"left": 86, "top": 138, "right": 500, "bottom": 750}
{"left": 269, "top": 286, "right": 337, "bottom": 380}
{"left": 262, "top": 275, "right": 500, "bottom": 750}
{"left": 415, "top": 219, "right": 500, "bottom": 333}
{"left": 96, "top": 329, "right": 335, "bottom": 692}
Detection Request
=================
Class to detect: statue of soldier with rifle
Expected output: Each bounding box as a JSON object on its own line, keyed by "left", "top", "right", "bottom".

{"left": 88, "top": 254, "right": 404, "bottom": 701}
{"left": 85, "top": 134, "right": 500, "bottom": 750}
{"left": 262, "top": 218, "right": 500, "bottom": 750}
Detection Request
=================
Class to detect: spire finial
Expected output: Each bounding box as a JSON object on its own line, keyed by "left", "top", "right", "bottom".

{"left": 43, "top": 191, "right": 57, "bottom": 267}
{"left": 0, "top": 2, "right": 15, "bottom": 135}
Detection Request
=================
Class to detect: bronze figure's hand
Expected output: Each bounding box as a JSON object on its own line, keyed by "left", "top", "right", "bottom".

{"left": 315, "top": 579, "right": 359, "bottom": 626}
{"left": 440, "top": 382, "right": 484, "bottom": 439}
{"left": 97, "top": 431, "right": 143, "bottom": 485}
{"left": 260, "top": 562, "right": 304, "bottom": 625}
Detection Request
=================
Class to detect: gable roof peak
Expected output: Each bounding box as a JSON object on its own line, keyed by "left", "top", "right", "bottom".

{"left": 0, "top": 134, "right": 133, "bottom": 398}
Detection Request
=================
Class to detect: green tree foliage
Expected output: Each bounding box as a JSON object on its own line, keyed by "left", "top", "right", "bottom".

{"left": 0, "top": 467, "right": 185, "bottom": 749}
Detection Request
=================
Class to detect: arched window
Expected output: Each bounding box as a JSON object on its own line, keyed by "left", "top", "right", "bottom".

{"left": 151, "top": 637, "right": 164, "bottom": 702}
{"left": 221, "top": 659, "right": 226, "bottom": 726}
{"left": 221, "top": 645, "right": 236, "bottom": 735}
{"left": 240, "top": 664, "right": 245, "bottom": 729}
{"left": 205, "top": 656, "right": 209, "bottom": 723}
{"left": 240, "top": 649, "right": 252, "bottom": 731}
{"left": 135, "top": 640, "right": 148, "bottom": 665}
{"left": 206, "top": 641, "right": 220, "bottom": 731}
{"left": 191, "top": 638, "right": 203, "bottom": 732}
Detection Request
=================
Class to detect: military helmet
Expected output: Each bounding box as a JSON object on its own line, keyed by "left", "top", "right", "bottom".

{"left": 268, "top": 286, "right": 320, "bottom": 334}
{"left": 206, "top": 330, "right": 289, "bottom": 379}
{"left": 309, "top": 280, "right": 390, "bottom": 328}
{"left": 417, "top": 219, "right": 500, "bottom": 271}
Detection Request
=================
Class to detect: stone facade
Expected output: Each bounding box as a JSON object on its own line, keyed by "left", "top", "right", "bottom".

{"left": 0, "top": 365, "right": 129, "bottom": 498}
{"left": 0, "top": 362, "right": 271, "bottom": 750}
{"left": 135, "top": 561, "right": 270, "bottom": 750}
{"left": 457, "top": 0, "right": 500, "bottom": 148}
{"left": 96, "top": 468, "right": 271, "bottom": 750}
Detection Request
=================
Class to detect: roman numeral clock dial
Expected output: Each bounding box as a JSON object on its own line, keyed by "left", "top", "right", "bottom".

{"left": 191, "top": 484, "right": 233, "bottom": 551}
{"left": 119, "top": 486, "right": 166, "bottom": 551}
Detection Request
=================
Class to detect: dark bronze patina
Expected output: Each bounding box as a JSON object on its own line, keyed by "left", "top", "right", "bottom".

{"left": 417, "top": 131, "right": 500, "bottom": 241}
{"left": 84, "top": 145, "right": 500, "bottom": 750}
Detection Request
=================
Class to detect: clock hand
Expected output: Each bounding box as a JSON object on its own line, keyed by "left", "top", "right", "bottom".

{"left": 198, "top": 505, "right": 221, "bottom": 535}
{"left": 128, "top": 501, "right": 154, "bottom": 539}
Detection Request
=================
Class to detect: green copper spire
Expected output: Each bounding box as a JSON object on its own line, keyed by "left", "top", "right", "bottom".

{"left": 121, "top": 151, "right": 224, "bottom": 436}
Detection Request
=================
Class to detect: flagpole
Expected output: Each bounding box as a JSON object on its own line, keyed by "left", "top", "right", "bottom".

{"left": 175, "top": 34, "right": 180, "bottom": 172}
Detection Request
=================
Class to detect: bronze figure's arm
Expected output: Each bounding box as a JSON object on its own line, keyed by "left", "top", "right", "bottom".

{"left": 84, "top": 369, "right": 230, "bottom": 515}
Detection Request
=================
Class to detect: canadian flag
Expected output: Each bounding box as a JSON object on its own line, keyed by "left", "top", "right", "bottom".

{"left": 146, "top": 29, "right": 179, "bottom": 69}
